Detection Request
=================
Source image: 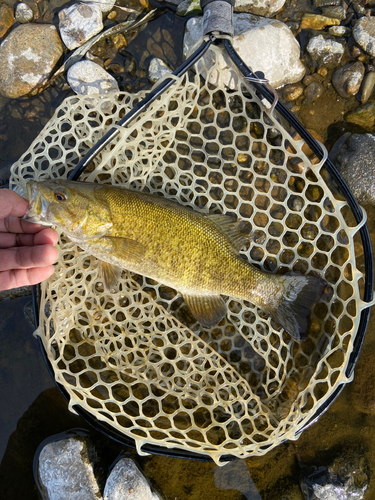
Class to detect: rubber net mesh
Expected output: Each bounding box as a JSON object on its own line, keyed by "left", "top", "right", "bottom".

{"left": 10, "top": 45, "right": 368, "bottom": 464}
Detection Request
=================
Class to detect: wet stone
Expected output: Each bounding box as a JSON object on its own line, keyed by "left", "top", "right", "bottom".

{"left": 38, "top": 436, "right": 102, "bottom": 500}
{"left": 321, "top": 6, "right": 346, "bottom": 20}
{"left": 0, "top": 24, "right": 63, "bottom": 98}
{"left": 148, "top": 57, "right": 172, "bottom": 84}
{"left": 332, "top": 62, "right": 365, "bottom": 98}
{"left": 284, "top": 83, "right": 304, "bottom": 101}
{"left": 0, "top": 4, "right": 14, "bottom": 38}
{"left": 59, "top": 2, "right": 103, "bottom": 50}
{"left": 103, "top": 458, "right": 162, "bottom": 500}
{"left": 332, "top": 133, "right": 375, "bottom": 204}
{"left": 361, "top": 71, "right": 375, "bottom": 104}
{"left": 67, "top": 60, "right": 119, "bottom": 95}
{"left": 304, "top": 81, "right": 324, "bottom": 102}
{"left": 15, "top": 3, "right": 34, "bottom": 23}
{"left": 300, "top": 13, "right": 340, "bottom": 30}
{"left": 328, "top": 26, "right": 350, "bottom": 37}
{"left": 234, "top": 0, "right": 286, "bottom": 17}
{"left": 82, "top": 0, "right": 116, "bottom": 13}
{"left": 345, "top": 103, "right": 375, "bottom": 131}
{"left": 306, "top": 35, "right": 344, "bottom": 67}
{"left": 353, "top": 17, "right": 375, "bottom": 57}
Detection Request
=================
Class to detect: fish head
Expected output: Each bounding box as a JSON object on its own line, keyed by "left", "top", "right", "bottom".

{"left": 25, "top": 179, "right": 111, "bottom": 237}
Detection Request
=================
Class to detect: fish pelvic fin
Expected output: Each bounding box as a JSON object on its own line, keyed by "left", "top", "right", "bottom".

{"left": 267, "top": 275, "right": 327, "bottom": 341}
{"left": 101, "top": 262, "right": 123, "bottom": 291}
{"left": 183, "top": 293, "right": 227, "bottom": 328}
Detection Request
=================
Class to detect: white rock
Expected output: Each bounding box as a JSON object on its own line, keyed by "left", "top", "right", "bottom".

{"left": 234, "top": 0, "right": 286, "bottom": 17}
{"left": 59, "top": 2, "right": 103, "bottom": 51}
{"left": 15, "top": 2, "right": 34, "bottom": 23}
{"left": 148, "top": 58, "right": 173, "bottom": 83}
{"left": 103, "top": 458, "right": 162, "bottom": 500}
{"left": 67, "top": 60, "right": 119, "bottom": 95}
{"left": 81, "top": 0, "right": 116, "bottom": 14}
{"left": 183, "top": 14, "right": 305, "bottom": 89}
{"left": 38, "top": 437, "right": 102, "bottom": 500}
{"left": 306, "top": 35, "right": 344, "bottom": 66}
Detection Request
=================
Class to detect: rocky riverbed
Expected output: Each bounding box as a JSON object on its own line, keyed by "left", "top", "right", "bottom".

{"left": 1, "top": 1, "right": 375, "bottom": 500}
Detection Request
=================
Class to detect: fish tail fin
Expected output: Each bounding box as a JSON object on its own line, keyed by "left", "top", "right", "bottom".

{"left": 267, "top": 275, "right": 326, "bottom": 341}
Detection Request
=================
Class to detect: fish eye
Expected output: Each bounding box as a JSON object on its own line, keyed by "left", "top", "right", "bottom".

{"left": 54, "top": 190, "right": 68, "bottom": 202}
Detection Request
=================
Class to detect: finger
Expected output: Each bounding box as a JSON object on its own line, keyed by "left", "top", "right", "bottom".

{"left": 0, "top": 189, "right": 28, "bottom": 218}
{"left": 0, "top": 244, "right": 59, "bottom": 272}
{"left": 0, "top": 215, "right": 50, "bottom": 234}
{"left": 0, "top": 265, "right": 55, "bottom": 291}
{"left": 0, "top": 228, "right": 58, "bottom": 249}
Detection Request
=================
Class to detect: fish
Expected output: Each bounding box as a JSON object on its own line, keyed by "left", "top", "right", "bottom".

{"left": 24, "top": 179, "right": 326, "bottom": 340}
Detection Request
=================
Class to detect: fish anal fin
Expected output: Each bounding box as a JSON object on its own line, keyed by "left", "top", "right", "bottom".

{"left": 183, "top": 293, "right": 227, "bottom": 328}
{"left": 103, "top": 236, "right": 146, "bottom": 262}
{"left": 208, "top": 214, "right": 249, "bottom": 253}
{"left": 101, "top": 262, "right": 122, "bottom": 291}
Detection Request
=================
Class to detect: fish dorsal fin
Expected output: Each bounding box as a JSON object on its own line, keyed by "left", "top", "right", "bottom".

{"left": 101, "top": 262, "right": 123, "bottom": 291}
{"left": 208, "top": 214, "right": 249, "bottom": 253}
{"left": 183, "top": 293, "right": 227, "bottom": 328}
{"left": 103, "top": 236, "right": 146, "bottom": 262}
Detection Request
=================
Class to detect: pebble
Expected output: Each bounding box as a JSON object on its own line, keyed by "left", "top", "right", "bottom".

{"left": 67, "top": 60, "right": 119, "bottom": 95}
{"left": 103, "top": 458, "right": 162, "bottom": 500}
{"left": 59, "top": 2, "right": 103, "bottom": 50}
{"left": 345, "top": 103, "right": 375, "bottom": 131}
{"left": 328, "top": 26, "right": 350, "bottom": 37}
{"left": 331, "top": 62, "right": 365, "bottom": 98}
{"left": 332, "top": 133, "right": 375, "bottom": 204}
{"left": 361, "top": 71, "right": 375, "bottom": 104}
{"left": 15, "top": 3, "right": 34, "bottom": 23}
{"left": 183, "top": 14, "right": 305, "bottom": 90}
{"left": 0, "top": 4, "right": 14, "bottom": 38}
{"left": 304, "top": 81, "right": 324, "bottom": 102}
{"left": 306, "top": 35, "right": 344, "bottom": 67}
{"left": 38, "top": 437, "right": 102, "bottom": 500}
{"left": 300, "top": 13, "right": 340, "bottom": 30}
{"left": 234, "top": 0, "right": 286, "bottom": 17}
{"left": 321, "top": 6, "right": 346, "bottom": 20}
{"left": 284, "top": 83, "right": 304, "bottom": 101}
{"left": 353, "top": 17, "right": 375, "bottom": 57}
{"left": 0, "top": 24, "right": 63, "bottom": 98}
{"left": 148, "top": 57, "right": 173, "bottom": 84}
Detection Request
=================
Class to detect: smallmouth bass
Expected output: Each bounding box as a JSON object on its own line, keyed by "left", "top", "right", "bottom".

{"left": 25, "top": 180, "right": 326, "bottom": 340}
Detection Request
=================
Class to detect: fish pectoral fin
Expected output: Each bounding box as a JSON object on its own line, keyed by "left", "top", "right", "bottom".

{"left": 208, "top": 214, "right": 249, "bottom": 253}
{"left": 103, "top": 237, "right": 146, "bottom": 262}
{"left": 101, "top": 262, "right": 123, "bottom": 291}
{"left": 183, "top": 293, "right": 227, "bottom": 328}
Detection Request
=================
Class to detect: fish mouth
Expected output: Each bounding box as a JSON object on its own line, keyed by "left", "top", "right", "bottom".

{"left": 23, "top": 181, "right": 51, "bottom": 226}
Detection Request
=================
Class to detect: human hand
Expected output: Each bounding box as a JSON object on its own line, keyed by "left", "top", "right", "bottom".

{"left": 0, "top": 188, "right": 58, "bottom": 291}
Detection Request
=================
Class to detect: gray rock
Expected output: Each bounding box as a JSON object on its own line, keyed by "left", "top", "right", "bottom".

{"left": 0, "top": 24, "right": 63, "bottom": 98}
{"left": 332, "top": 62, "right": 365, "bottom": 98}
{"left": 333, "top": 133, "right": 375, "bottom": 204}
{"left": 15, "top": 3, "right": 34, "bottom": 23}
{"left": 183, "top": 14, "right": 305, "bottom": 89}
{"left": 82, "top": 0, "right": 116, "bottom": 13}
{"left": 103, "top": 458, "right": 162, "bottom": 500}
{"left": 353, "top": 17, "right": 375, "bottom": 57}
{"left": 67, "top": 60, "right": 119, "bottom": 95}
{"left": 304, "top": 81, "right": 324, "bottom": 102}
{"left": 59, "top": 2, "right": 103, "bottom": 50}
{"left": 148, "top": 57, "right": 172, "bottom": 83}
{"left": 361, "top": 71, "right": 375, "bottom": 104}
{"left": 321, "top": 6, "right": 346, "bottom": 20}
{"left": 328, "top": 26, "right": 350, "bottom": 37}
{"left": 38, "top": 436, "right": 102, "bottom": 500}
{"left": 234, "top": 0, "right": 286, "bottom": 17}
{"left": 306, "top": 35, "right": 344, "bottom": 67}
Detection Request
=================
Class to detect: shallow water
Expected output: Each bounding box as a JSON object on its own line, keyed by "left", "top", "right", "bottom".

{"left": 1, "top": 4, "right": 375, "bottom": 499}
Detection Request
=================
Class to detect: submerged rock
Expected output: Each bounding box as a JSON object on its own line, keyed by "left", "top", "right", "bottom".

{"left": 361, "top": 71, "right": 375, "bottom": 104}
{"left": 0, "top": 4, "right": 14, "bottom": 38}
{"left": 67, "top": 60, "right": 119, "bottom": 95}
{"left": 332, "top": 62, "right": 365, "bottom": 98}
{"left": 183, "top": 14, "right": 305, "bottom": 89}
{"left": 345, "top": 103, "right": 375, "bottom": 131}
{"left": 332, "top": 133, "right": 375, "bottom": 204}
{"left": 300, "top": 13, "right": 340, "bottom": 30}
{"left": 353, "top": 16, "right": 375, "bottom": 57}
{"left": 38, "top": 436, "right": 102, "bottom": 500}
{"left": 0, "top": 24, "right": 63, "bottom": 98}
{"left": 103, "top": 458, "right": 162, "bottom": 500}
{"left": 59, "top": 2, "right": 103, "bottom": 50}
{"left": 306, "top": 35, "right": 344, "bottom": 67}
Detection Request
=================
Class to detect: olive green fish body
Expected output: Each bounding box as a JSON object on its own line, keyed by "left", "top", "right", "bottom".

{"left": 25, "top": 180, "right": 326, "bottom": 340}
